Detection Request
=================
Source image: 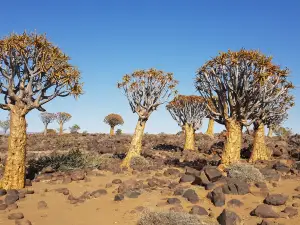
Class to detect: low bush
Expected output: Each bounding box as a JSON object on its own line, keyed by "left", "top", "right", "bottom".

{"left": 227, "top": 163, "right": 264, "bottom": 183}
{"left": 130, "top": 156, "right": 151, "bottom": 171}
{"left": 137, "top": 211, "right": 218, "bottom": 225}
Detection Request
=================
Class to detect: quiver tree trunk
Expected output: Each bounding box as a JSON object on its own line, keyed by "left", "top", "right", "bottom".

{"left": 110, "top": 126, "right": 115, "bottom": 136}
{"left": 184, "top": 123, "right": 195, "bottom": 150}
{"left": 249, "top": 123, "right": 270, "bottom": 163}
{"left": 121, "top": 119, "right": 146, "bottom": 168}
{"left": 221, "top": 119, "right": 242, "bottom": 165}
{"left": 1, "top": 106, "right": 27, "bottom": 189}
{"left": 59, "top": 123, "right": 63, "bottom": 135}
{"left": 206, "top": 118, "right": 214, "bottom": 137}
{"left": 267, "top": 127, "right": 273, "bottom": 137}
{"left": 44, "top": 124, "right": 48, "bottom": 136}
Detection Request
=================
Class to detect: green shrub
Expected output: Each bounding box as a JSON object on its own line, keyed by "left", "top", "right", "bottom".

{"left": 116, "top": 129, "right": 122, "bottom": 135}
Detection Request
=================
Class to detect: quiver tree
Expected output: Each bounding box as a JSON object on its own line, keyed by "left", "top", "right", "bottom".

{"left": 118, "top": 68, "right": 178, "bottom": 168}
{"left": 104, "top": 113, "right": 124, "bottom": 136}
{"left": 249, "top": 90, "right": 294, "bottom": 162}
{"left": 40, "top": 112, "right": 56, "bottom": 136}
{"left": 205, "top": 98, "right": 217, "bottom": 137}
{"left": 195, "top": 49, "right": 292, "bottom": 165}
{"left": 56, "top": 112, "right": 72, "bottom": 135}
{"left": 0, "top": 118, "right": 10, "bottom": 134}
{"left": 167, "top": 95, "right": 207, "bottom": 150}
{"left": 0, "top": 32, "right": 82, "bottom": 189}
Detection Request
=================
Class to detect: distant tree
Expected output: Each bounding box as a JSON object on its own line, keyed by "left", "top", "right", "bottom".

{"left": 40, "top": 112, "right": 56, "bottom": 136}
{"left": 104, "top": 113, "right": 124, "bottom": 136}
{"left": 116, "top": 129, "right": 122, "bottom": 135}
{"left": 274, "top": 126, "right": 293, "bottom": 138}
{"left": 56, "top": 112, "right": 72, "bottom": 135}
{"left": 167, "top": 95, "right": 207, "bottom": 150}
{"left": 0, "top": 119, "right": 10, "bottom": 134}
{"left": 195, "top": 49, "right": 292, "bottom": 165}
{"left": 205, "top": 98, "right": 217, "bottom": 137}
{"left": 69, "top": 124, "right": 80, "bottom": 133}
{"left": 118, "top": 68, "right": 178, "bottom": 168}
{"left": 0, "top": 32, "right": 82, "bottom": 189}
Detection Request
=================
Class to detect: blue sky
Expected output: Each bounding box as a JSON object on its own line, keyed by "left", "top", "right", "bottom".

{"left": 0, "top": 0, "right": 299, "bottom": 134}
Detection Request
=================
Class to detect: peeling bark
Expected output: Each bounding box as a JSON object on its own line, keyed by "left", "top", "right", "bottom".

{"left": 1, "top": 106, "right": 27, "bottom": 189}
{"left": 250, "top": 123, "right": 270, "bottom": 162}
{"left": 184, "top": 123, "right": 195, "bottom": 150}
{"left": 221, "top": 119, "right": 242, "bottom": 165}
{"left": 121, "top": 119, "right": 146, "bottom": 168}
{"left": 206, "top": 118, "right": 214, "bottom": 137}
{"left": 110, "top": 126, "right": 115, "bottom": 136}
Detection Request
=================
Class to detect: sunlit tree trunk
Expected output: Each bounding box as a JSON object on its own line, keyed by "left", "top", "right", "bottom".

{"left": 1, "top": 106, "right": 27, "bottom": 189}
{"left": 110, "top": 126, "right": 115, "bottom": 136}
{"left": 267, "top": 127, "right": 273, "bottom": 137}
{"left": 206, "top": 118, "right": 214, "bottom": 137}
{"left": 59, "top": 123, "right": 63, "bottom": 135}
{"left": 184, "top": 123, "right": 195, "bottom": 150}
{"left": 249, "top": 123, "right": 270, "bottom": 162}
{"left": 121, "top": 119, "right": 146, "bottom": 168}
{"left": 221, "top": 119, "right": 242, "bottom": 165}
{"left": 44, "top": 124, "right": 48, "bottom": 136}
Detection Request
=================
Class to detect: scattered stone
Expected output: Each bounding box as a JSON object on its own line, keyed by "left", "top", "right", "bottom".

{"left": 169, "top": 205, "right": 184, "bottom": 212}
{"left": 258, "top": 219, "right": 281, "bottom": 225}
{"left": 55, "top": 188, "right": 69, "bottom": 195}
{"left": 163, "top": 168, "right": 180, "bottom": 177}
{"left": 0, "top": 189, "right": 7, "bottom": 196}
{"left": 42, "top": 166, "right": 55, "bottom": 173}
{"left": 91, "top": 189, "right": 107, "bottom": 198}
{"left": 114, "top": 194, "right": 124, "bottom": 201}
{"left": 112, "top": 179, "right": 122, "bottom": 184}
{"left": 105, "top": 183, "right": 113, "bottom": 188}
{"left": 273, "top": 162, "right": 290, "bottom": 173}
{"left": 18, "top": 192, "right": 26, "bottom": 199}
{"left": 26, "top": 190, "right": 34, "bottom": 195}
{"left": 217, "top": 209, "right": 242, "bottom": 225}
{"left": 204, "top": 167, "right": 223, "bottom": 182}
{"left": 179, "top": 174, "right": 195, "bottom": 183}
{"left": 15, "top": 219, "right": 32, "bottom": 225}
{"left": 167, "top": 198, "right": 181, "bottom": 204}
{"left": 255, "top": 182, "right": 268, "bottom": 189}
{"left": 264, "top": 194, "right": 288, "bottom": 206}
{"left": 183, "top": 189, "right": 199, "bottom": 203}
{"left": 185, "top": 167, "right": 201, "bottom": 176}
{"left": 135, "top": 206, "right": 145, "bottom": 212}
{"left": 7, "top": 203, "right": 18, "bottom": 211}
{"left": 70, "top": 170, "right": 85, "bottom": 181}
{"left": 78, "top": 191, "right": 91, "bottom": 200}
{"left": 192, "top": 171, "right": 211, "bottom": 186}
{"left": 295, "top": 186, "right": 300, "bottom": 192}
{"left": 173, "top": 188, "right": 184, "bottom": 196}
{"left": 251, "top": 204, "right": 280, "bottom": 218}
{"left": 282, "top": 206, "right": 298, "bottom": 218}
{"left": 205, "top": 183, "right": 215, "bottom": 190}
{"left": 5, "top": 194, "right": 19, "bottom": 205}
{"left": 8, "top": 213, "right": 24, "bottom": 220}
{"left": 62, "top": 176, "right": 72, "bottom": 184}
{"left": 0, "top": 204, "right": 8, "bottom": 210}
{"left": 260, "top": 169, "right": 280, "bottom": 182}
{"left": 7, "top": 190, "right": 19, "bottom": 195}
{"left": 189, "top": 205, "right": 208, "bottom": 216}
{"left": 210, "top": 187, "right": 225, "bottom": 207}
{"left": 292, "top": 203, "right": 299, "bottom": 207}
{"left": 37, "top": 201, "right": 48, "bottom": 209}
{"left": 125, "top": 191, "right": 141, "bottom": 198}
{"left": 227, "top": 199, "right": 244, "bottom": 208}
{"left": 118, "top": 179, "right": 140, "bottom": 193}
{"left": 222, "top": 179, "right": 249, "bottom": 195}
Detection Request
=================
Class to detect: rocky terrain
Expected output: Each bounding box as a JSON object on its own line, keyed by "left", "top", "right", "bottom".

{"left": 0, "top": 133, "right": 300, "bottom": 225}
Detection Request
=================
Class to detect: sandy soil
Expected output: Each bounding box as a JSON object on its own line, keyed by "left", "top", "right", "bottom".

{"left": 0, "top": 169, "right": 299, "bottom": 225}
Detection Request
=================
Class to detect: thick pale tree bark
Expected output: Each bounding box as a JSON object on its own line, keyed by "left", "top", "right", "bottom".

{"left": 206, "top": 118, "right": 214, "bottom": 137}
{"left": 249, "top": 123, "right": 270, "bottom": 162}
{"left": 184, "top": 123, "right": 195, "bottom": 150}
{"left": 267, "top": 127, "right": 273, "bottom": 137}
{"left": 59, "top": 123, "right": 63, "bottom": 135}
{"left": 121, "top": 119, "right": 146, "bottom": 168}
{"left": 1, "top": 106, "right": 27, "bottom": 189}
{"left": 110, "top": 126, "right": 115, "bottom": 136}
{"left": 44, "top": 124, "right": 48, "bottom": 136}
{"left": 221, "top": 119, "right": 242, "bottom": 165}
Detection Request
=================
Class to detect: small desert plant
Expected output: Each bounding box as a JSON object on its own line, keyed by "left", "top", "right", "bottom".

{"left": 130, "top": 156, "right": 151, "bottom": 171}
{"left": 116, "top": 129, "right": 122, "bottom": 135}
{"left": 274, "top": 126, "right": 293, "bottom": 139}
{"left": 137, "top": 210, "right": 218, "bottom": 225}
{"left": 0, "top": 119, "right": 10, "bottom": 134}
{"left": 97, "top": 153, "right": 120, "bottom": 170}
{"left": 46, "top": 129, "right": 57, "bottom": 135}
{"left": 69, "top": 124, "right": 80, "bottom": 133}
{"left": 227, "top": 163, "right": 264, "bottom": 183}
